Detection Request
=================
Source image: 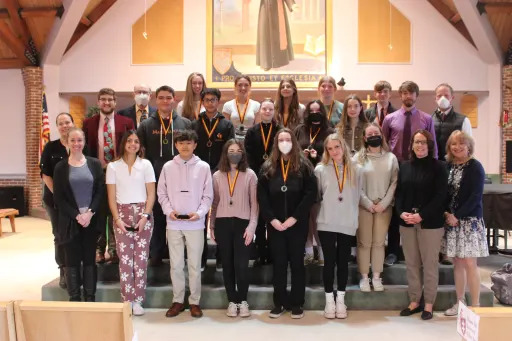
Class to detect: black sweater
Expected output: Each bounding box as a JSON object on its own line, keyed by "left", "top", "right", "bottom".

{"left": 257, "top": 160, "right": 317, "bottom": 227}
{"left": 244, "top": 121, "right": 279, "bottom": 176}
{"left": 447, "top": 158, "right": 485, "bottom": 219}
{"left": 191, "top": 112, "right": 235, "bottom": 172}
{"left": 53, "top": 157, "right": 104, "bottom": 244}
{"left": 395, "top": 157, "right": 448, "bottom": 229}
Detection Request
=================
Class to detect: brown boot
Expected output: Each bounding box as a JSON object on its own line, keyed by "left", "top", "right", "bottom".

{"left": 165, "top": 302, "right": 185, "bottom": 318}
{"left": 190, "top": 304, "right": 203, "bottom": 318}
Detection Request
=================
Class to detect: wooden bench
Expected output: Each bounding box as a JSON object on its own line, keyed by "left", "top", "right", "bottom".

{"left": 0, "top": 209, "right": 18, "bottom": 237}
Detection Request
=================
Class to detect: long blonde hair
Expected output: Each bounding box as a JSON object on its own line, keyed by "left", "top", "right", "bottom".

{"left": 356, "top": 122, "right": 390, "bottom": 165}
{"left": 321, "top": 133, "right": 356, "bottom": 185}
{"left": 182, "top": 72, "right": 206, "bottom": 120}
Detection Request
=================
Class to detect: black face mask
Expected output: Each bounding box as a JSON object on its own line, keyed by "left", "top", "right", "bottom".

{"left": 308, "top": 112, "right": 322, "bottom": 125}
{"left": 366, "top": 135, "right": 382, "bottom": 147}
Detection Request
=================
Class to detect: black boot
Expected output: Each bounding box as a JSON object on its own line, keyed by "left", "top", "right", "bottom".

{"left": 59, "top": 267, "right": 67, "bottom": 289}
{"left": 65, "top": 267, "right": 82, "bottom": 301}
{"left": 83, "top": 265, "right": 97, "bottom": 302}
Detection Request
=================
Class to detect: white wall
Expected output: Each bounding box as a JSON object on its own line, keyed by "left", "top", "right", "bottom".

{"left": 0, "top": 70, "right": 26, "bottom": 176}
{"left": 53, "top": 0, "right": 501, "bottom": 173}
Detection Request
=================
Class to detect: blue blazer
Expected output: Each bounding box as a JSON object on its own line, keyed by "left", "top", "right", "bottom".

{"left": 447, "top": 158, "right": 485, "bottom": 219}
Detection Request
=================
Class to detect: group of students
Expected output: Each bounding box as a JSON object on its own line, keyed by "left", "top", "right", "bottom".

{"left": 40, "top": 73, "right": 488, "bottom": 322}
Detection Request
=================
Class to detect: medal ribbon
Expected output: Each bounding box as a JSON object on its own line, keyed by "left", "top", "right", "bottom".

{"left": 201, "top": 117, "right": 220, "bottom": 140}
{"left": 260, "top": 123, "right": 273, "bottom": 155}
{"left": 327, "top": 102, "right": 335, "bottom": 121}
{"left": 280, "top": 158, "right": 291, "bottom": 185}
{"left": 236, "top": 97, "right": 249, "bottom": 125}
{"left": 309, "top": 127, "right": 321, "bottom": 145}
{"left": 227, "top": 170, "right": 240, "bottom": 200}
{"left": 158, "top": 111, "right": 173, "bottom": 139}
{"left": 333, "top": 160, "right": 347, "bottom": 195}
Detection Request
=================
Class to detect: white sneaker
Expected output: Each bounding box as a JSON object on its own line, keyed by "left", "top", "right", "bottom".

{"left": 132, "top": 302, "right": 145, "bottom": 316}
{"left": 324, "top": 293, "right": 336, "bottom": 319}
{"left": 445, "top": 299, "right": 465, "bottom": 316}
{"left": 226, "top": 302, "right": 238, "bottom": 317}
{"left": 359, "top": 278, "right": 371, "bottom": 292}
{"left": 336, "top": 296, "right": 348, "bottom": 319}
{"left": 372, "top": 277, "right": 384, "bottom": 292}
{"left": 238, "top": 301, "right": 251, "bottom": 318}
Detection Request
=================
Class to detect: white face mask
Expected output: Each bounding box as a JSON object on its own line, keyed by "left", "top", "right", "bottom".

{"left": 278, "top": 141, "right": 293, "bottom": 155}
{"left": 437, "top": 96, "right": 451, "bottom": 110}
{"left": 135, "top": 93, "right": 150, "bottom": 106}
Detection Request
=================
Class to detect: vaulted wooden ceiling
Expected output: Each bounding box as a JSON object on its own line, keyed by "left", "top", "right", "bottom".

{"left": 0, "top": 0, "right": 116, "bottom": 69}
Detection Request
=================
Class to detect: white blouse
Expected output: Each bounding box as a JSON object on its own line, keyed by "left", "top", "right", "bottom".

{"left": 222, "top": 99, "right": 260, "bottom": 138}
{"left": 106, "top": 157, "right": 156, "bottom": 204}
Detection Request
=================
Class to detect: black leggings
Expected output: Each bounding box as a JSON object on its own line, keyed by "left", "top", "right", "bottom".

{"left": 318, "top": 231, "right": 354, "bottom": 292}
{"left": 44, "top": 203, "right": 66, "bottom": 268}
{"left": 64, "top": 226, "right": 98, "bottom": 267}
{"left": 215, "top": 217, "right": 251, "bottom": 303}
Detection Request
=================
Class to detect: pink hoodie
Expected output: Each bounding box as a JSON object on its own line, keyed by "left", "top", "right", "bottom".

{"left": 157, "top": 154, "right": 213, "bottom": 230}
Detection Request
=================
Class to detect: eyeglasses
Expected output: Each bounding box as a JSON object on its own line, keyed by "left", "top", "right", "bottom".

{"left": 99, "top": 98, "right": 115, "bottom": 103}
{"left": 413, "top": 140, "right": 427, "bottom": 145}
{"left": 203, "top": 98, "right": 218, "bottom": 104}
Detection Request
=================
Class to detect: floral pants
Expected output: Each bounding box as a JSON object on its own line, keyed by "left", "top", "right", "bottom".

{"left": 114, "top": 202, "right": 153, "bottom": 304}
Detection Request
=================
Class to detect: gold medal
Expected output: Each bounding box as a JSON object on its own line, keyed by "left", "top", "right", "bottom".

{"left": 280, "top": 158, "right": 291, "bottom": 193}
{"left": 260, "top": 123, "right": 273, "bottom": 160}
{"left": 333, "top": 160, "right": 347, "bottom": 203}
{"left": 201, "top": 117, "right": 219, "bottom": 148}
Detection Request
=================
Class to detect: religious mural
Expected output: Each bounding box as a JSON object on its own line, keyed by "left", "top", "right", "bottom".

{"left": 207, "top": 0, "right": 332, "bottom": 88}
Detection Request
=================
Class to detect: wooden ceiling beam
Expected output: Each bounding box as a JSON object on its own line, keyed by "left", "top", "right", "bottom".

{"left": 4, "top": 0, "right": 31, "bottom": 46}
{"left": 0, "top": 20, "right": 31, "bottom": 65}
{"left": 66, "top": 0, "right": 117, "bottom": 52}
{"left": 0, "top": 57, "right": 25, "bottom": 68}
{"left": 0, "top": 7, "right": 62, "bottom": 19}
{"left": 428, "top": 0, "right": 475, "bottom": 46}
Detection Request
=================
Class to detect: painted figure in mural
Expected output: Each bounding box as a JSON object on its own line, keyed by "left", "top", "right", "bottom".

{"left": 256, "top": 0, "right": 296, "bottom": 71}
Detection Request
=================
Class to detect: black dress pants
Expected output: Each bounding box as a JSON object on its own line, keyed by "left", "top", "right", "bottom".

{"left": 318, "top": 230, "right": 354, "bottom": 292}
{"left": 215, "top": 217, "right": 251, "bottom": 303}
{"left": 149, "top": 201, "right": 169, "bottom": 260}
{"left": 268, "top": 224, "right": 308, "bottom": 309}
{"left": 44, "top": 203, "right": 66, "bottom": 268}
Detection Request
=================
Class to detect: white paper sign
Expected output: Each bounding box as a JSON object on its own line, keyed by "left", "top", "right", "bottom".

{"left": 457, "top": 301, "right": 480, "bottom": 341}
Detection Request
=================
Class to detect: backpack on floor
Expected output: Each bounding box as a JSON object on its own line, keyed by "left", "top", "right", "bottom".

{"left": 491, "top": 263, "right": 512, "bottom": 305}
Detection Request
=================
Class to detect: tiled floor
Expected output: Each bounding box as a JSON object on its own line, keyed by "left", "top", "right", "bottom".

{"left": 1, "top": 216, "right": 510, "bottom": 341}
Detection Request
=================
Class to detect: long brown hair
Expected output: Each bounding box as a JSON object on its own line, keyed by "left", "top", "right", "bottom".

{"left": 260, "top": 128, "right": 311, "bottom": 178}
{"left": 356, "top": 122, "right": 390, "bottom": 164}
{"left": 217, "top": 139, "right": 249, "bottom": 172}
{"left": 321, "top": 133, "right": 356, "bottom": 186}
{"left": 182, "top": 72, "right": 206, "bottom": 120}
{"left": 275, "top": 78, "right": 300, "bottom": 127}
{"left": 116, "top": 130, "right": 145, "bottom": 161}
{"left": 337, "top": 94, "right": 368, "bottom": 130}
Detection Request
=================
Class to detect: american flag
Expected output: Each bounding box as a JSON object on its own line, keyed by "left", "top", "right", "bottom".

{"left": 40, "top": 91, "right": 50, "bottom": 160}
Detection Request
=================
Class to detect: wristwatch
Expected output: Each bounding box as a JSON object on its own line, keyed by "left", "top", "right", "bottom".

{"left": 142, "top": 213, "right": 151, "bottom": 219}
{"left": 87, "top": 208, "right": 95, "bottom": 215}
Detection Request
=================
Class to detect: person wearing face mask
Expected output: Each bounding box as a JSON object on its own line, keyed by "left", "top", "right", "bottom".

{"left": 257, "top": 128, "right": 317, "bottom": 319}
{"left": 432, "top": 83, "right": 472, "bottom": 162}
{"left": 295, "top": 100, "right": 334, "bottom": 266}
{"left": 245, "top": 98, "right": 280, "bottom": 266}
{"left": 210, "top": 139, "right": 258, "bottom": 318}
{"left": 353, "top": 123, "right": 398, "bottom": 292}
{"left": 118, "top": 84, "right": 157, "bottom": 128}
{"left": 336, "top": 94, "right": 369, "bottom": 156}
{"left": 395, "top": 130, "right": 448, "bottom": 321}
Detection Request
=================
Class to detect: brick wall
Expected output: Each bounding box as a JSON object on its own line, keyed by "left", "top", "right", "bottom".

{"left": 502, "top": 65, "right": 512, "bottom": 184}
{"left": 22, "top": 67, "right": 44, "bottom": 214}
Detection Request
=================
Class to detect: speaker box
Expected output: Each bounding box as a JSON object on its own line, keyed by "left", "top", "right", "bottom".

{"left": 0, "top": 186, "right": 25, "bottom": 216}
{"left": 507, "top": 141, "right": 512, "bottom": 174}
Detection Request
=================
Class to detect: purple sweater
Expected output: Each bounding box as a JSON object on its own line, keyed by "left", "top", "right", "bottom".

{"left": 157, "top": 155, "right": 213, "bottom": 230}
{"left": 382, "top": 107, "right": 438, "bottom": 161}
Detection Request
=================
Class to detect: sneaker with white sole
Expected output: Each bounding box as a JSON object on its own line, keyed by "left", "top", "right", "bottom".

{"left": 269, "top": 306, "right": 285, "bottom": 318}
{"left": 226, "top": 302, "right": 238, "bottom": 317}
{"left": 359, "top": 278, "right": 371, "bottom": 292}
{"left": 324, "top": 294, "right": 336, "bottom": 319}
{"left": 336, "top": 297, "right": 348, "bottom": 319}
{"left": 444, "top": 299, "right": 465, "bottom": 316}
{"left": 372, "top": 277, "right": 384, "bottom": 291}
{"left": 291, "top": 306, "right": 304, "bottom": 319}
{"left": 132, "top": 302, "right": 145, "bottom": 316}
{"left": 239, "top": 301, "right": 251, "bottom": 317}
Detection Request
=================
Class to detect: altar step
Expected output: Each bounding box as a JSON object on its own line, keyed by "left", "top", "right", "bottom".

{"left": 42, "top": 280, "right": 493, "bottom": 311}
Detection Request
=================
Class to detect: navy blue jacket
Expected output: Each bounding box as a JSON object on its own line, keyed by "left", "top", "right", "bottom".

{"left": 447, "top": 158, "right": 485, "bottom": 219}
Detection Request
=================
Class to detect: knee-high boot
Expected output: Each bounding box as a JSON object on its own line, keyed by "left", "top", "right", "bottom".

{"left": 65, "top": 267, "right": 82, "bottom": 301}
{"left": 83, "top": 265, "right": 97, "bottom": 302}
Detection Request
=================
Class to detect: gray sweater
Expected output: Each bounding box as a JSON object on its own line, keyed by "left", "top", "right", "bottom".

{"left": 314, "top": 162, "right": 363, "bottom": 236}
{"left": 352, "top": 150, "right": 399, "bottom": 211}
